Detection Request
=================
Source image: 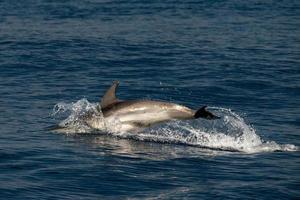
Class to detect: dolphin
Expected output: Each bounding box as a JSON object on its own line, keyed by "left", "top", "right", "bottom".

{"left": 53, "top": 81, "right": 220, "bottom": 133}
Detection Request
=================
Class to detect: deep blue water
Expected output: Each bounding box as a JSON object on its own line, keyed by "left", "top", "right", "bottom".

{"left": 1, "top": 0, "right": 300, "bottom": 199}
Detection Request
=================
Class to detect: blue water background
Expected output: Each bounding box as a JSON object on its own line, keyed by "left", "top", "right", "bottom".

{"left": 0, "top": 0, "right": 300, "bottom": 199}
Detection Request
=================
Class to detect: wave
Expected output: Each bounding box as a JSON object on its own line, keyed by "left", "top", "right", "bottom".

{"left": 51, "top": 99, "right": 298, "bottom": 153}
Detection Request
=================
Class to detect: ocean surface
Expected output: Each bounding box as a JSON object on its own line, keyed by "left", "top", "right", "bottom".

{"left": 0, "top": 0, "right": 300, "bottom": 199}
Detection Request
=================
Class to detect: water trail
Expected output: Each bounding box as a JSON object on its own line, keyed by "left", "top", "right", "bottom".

{"left": 51, "top": 99, "right": 298, "bottom": 153}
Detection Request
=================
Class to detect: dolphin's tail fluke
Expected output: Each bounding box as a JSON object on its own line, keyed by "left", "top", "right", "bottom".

{"left": 194, "top": 106, "right": 220, "bottom": 120}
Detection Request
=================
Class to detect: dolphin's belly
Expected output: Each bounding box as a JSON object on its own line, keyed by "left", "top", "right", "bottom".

{"left": 103, "top": 110, "right": 170, "bottom": 132}
{"left": 115, "top": 110, "right": 171, "bottom": 124}
{"left": 85, "top": 110, "right": 170, "bottom": 132}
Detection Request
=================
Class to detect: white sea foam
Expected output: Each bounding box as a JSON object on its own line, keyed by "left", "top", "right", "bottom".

{"left": 51, "top": 99, "right": 298, "bottom": 153}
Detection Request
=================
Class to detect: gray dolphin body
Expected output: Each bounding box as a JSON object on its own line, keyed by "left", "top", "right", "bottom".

{"left": 86, "top": 81, "right": 220, "bottom": 132}
{"left": 55, "top": 81, "right": 220, "bottom": 133}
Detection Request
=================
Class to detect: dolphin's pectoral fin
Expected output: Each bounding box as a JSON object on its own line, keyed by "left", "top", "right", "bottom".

{"left": 120, "top": 122, "right": 151, "bottom": 132}
{"left": 194, "top": 106, "right": 220, "bottom": 120}
{"left": 100, "top": 80, "right": 120, "bottom": 109}
{"left": 130, "top": 121, "right": 151, "bottom": 128}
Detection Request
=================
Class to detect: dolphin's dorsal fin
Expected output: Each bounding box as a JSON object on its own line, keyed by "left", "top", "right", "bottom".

{"left": 100, "top": 80, "right": 120, "bottom": 109}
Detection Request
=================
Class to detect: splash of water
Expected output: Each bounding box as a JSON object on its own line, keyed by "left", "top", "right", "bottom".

{"left": 51, "top": 98, "right": 97, "bottom": 133}
{"left": 51, "top": 99, "right": 298, "bottom": 153}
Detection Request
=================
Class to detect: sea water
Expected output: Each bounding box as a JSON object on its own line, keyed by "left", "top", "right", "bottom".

{"left": 0, "top": 0, "right": 299, "bottom": 199}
